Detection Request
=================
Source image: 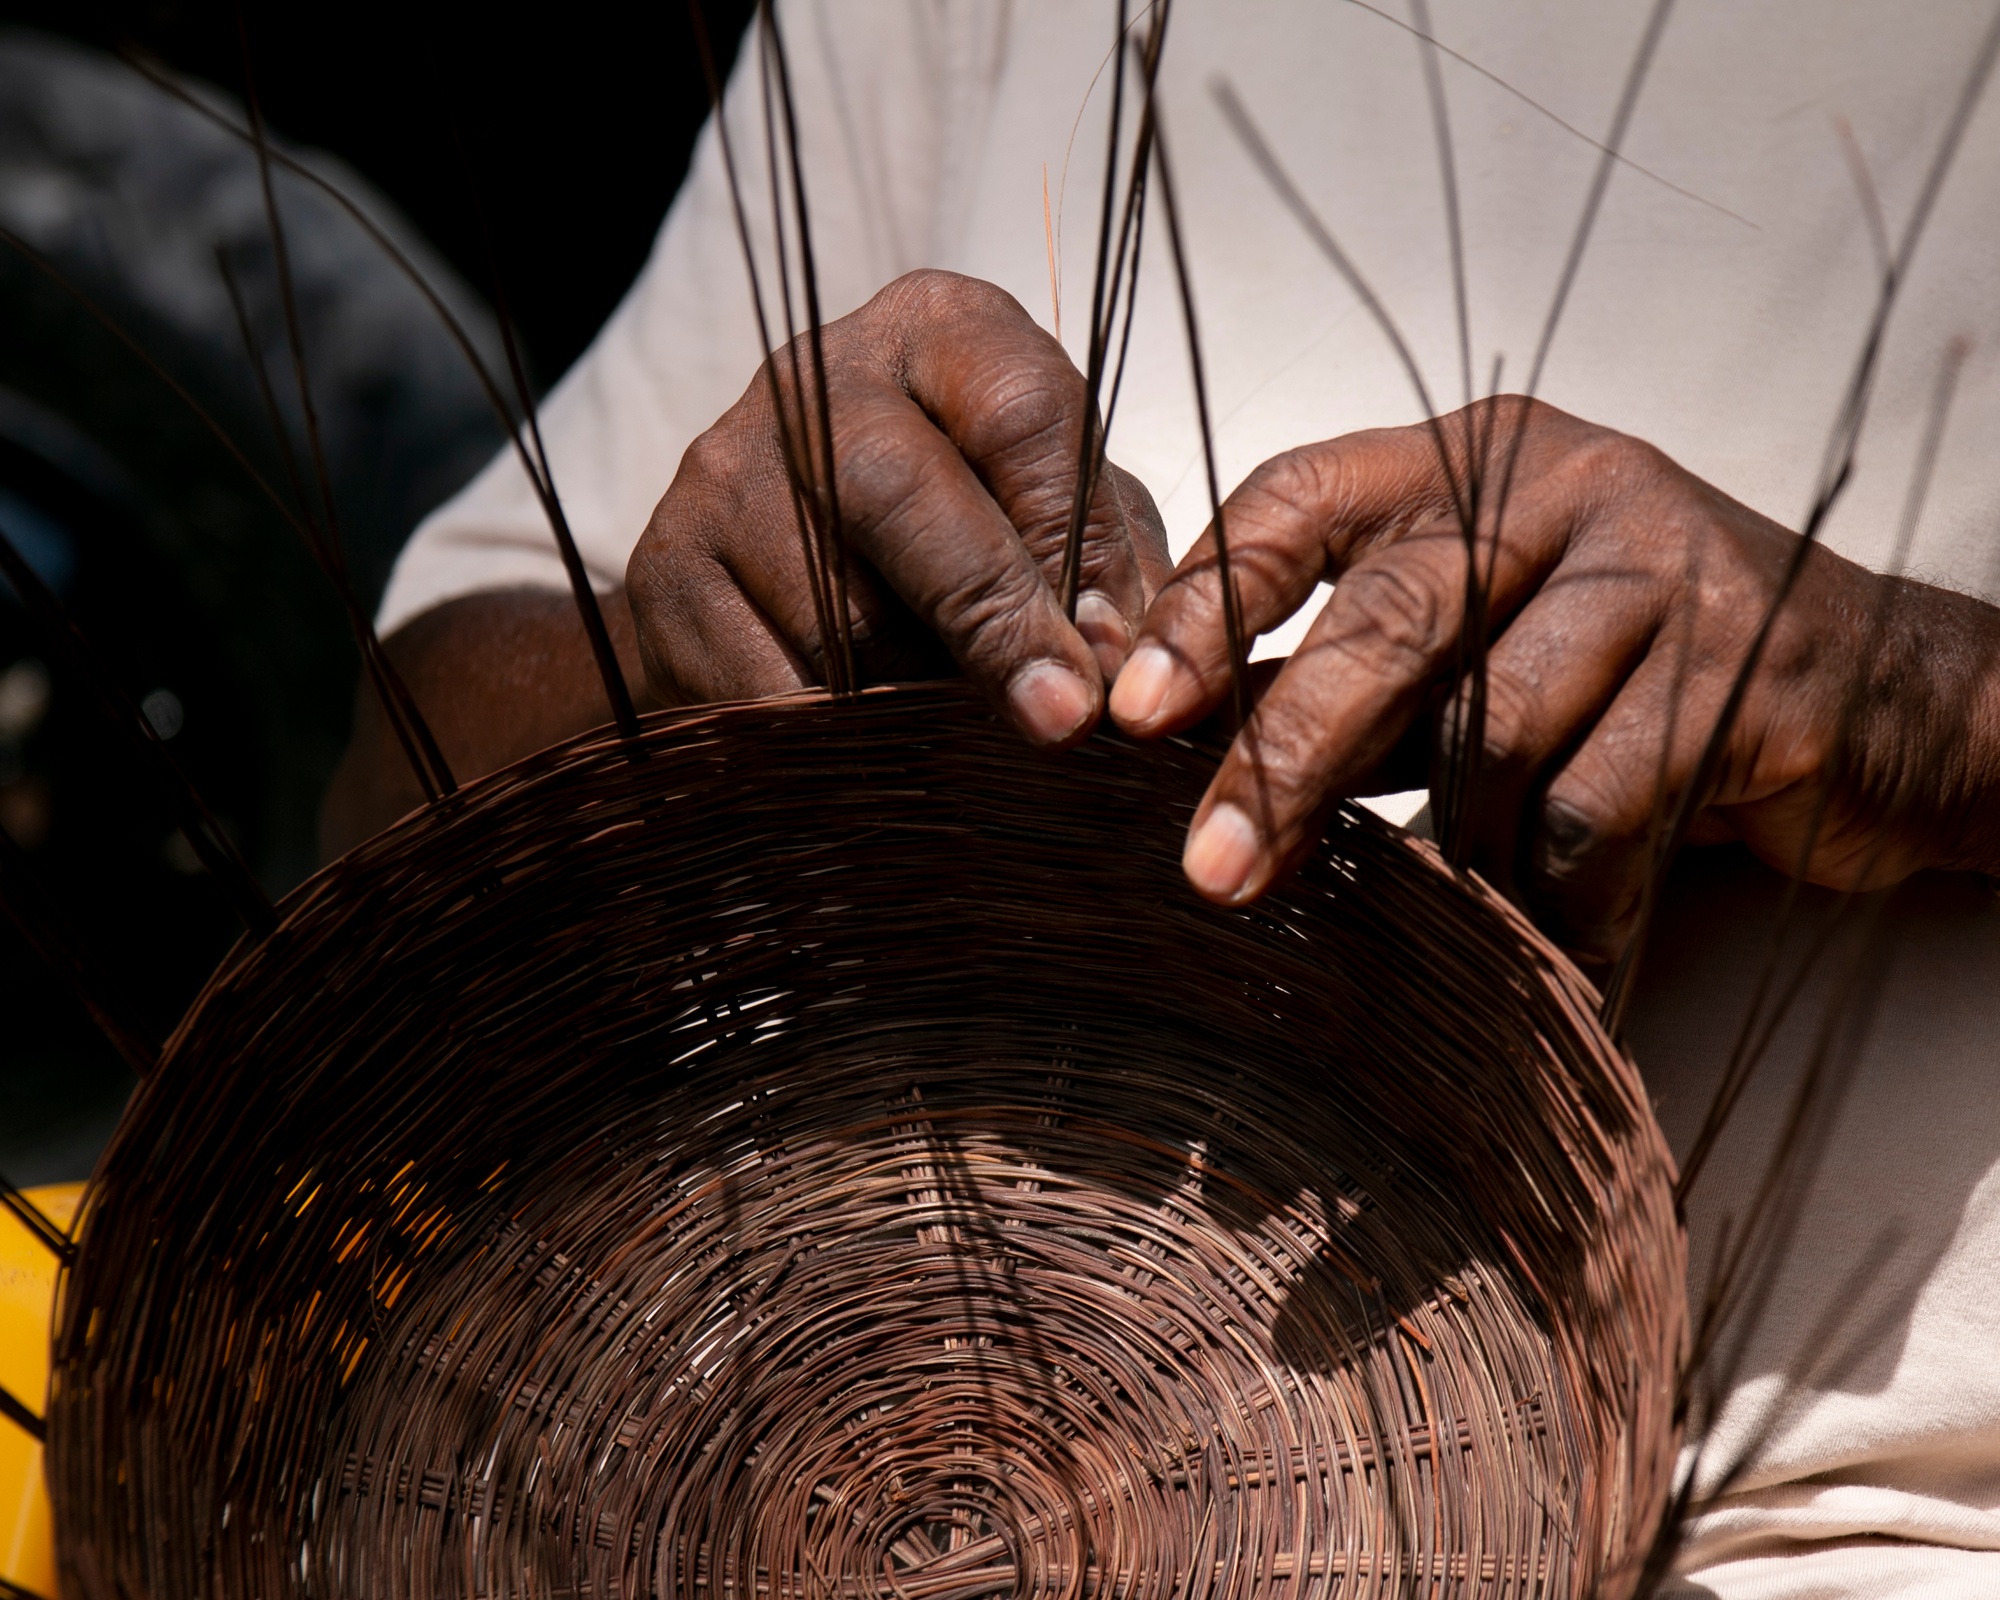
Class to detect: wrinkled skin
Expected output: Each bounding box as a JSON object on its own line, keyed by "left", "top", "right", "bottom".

{"left": 627, "top": 270, "right": 1171, "bottom": 731}
{"left": 329, "top": 273, "right": 2000, "bottom": 965}
{"left": 324, "top": 271, "right": 1167, "bottom": 855}
{"left": 1113, "top": 396, "right": 2000, "bottom": 958}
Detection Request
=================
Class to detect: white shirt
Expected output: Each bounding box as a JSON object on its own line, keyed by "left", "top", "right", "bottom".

{"left": 381, "top": 6, "right": 2000, "bottom": 1595}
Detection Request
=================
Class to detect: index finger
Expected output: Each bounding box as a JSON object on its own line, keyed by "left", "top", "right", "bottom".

{"left": 875, "top": 272, "right": 1172, "bottom": 637}
{"left": 1107, "top": 420, "right": 1465, "bottom": 737}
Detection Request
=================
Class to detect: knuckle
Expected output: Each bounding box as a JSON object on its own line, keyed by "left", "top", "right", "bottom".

{"left": 966, "top": 363, "right": 1071, "bottom": 457}
{"left": 889, "top": 266, "right": 957, "bottom": 297}
{"left": 627, "top": 514, "right": 673, "bottom": 592}
{"left": 1335, "top": 560, "right": 1449, "bottom": 668}
{"left": 933, "top": 558, "right": 1044, "bottom": 656}
{"left": 1484, "top": 394, "right": 1579, "bottom": 452}
{"left": 1473, "top": 667, "right": 1541, "bottom": 771}
{"left": 1491, "top": 392, "right": 1547, "bottom": 420}
{"left": 1241, "top": 432, "right": 1445, "bottom": 544}
{"left": 650, "top": 420, "right": 780, "bottom": 567}
{"left": 1757, "top": 603, "right": 1835, "bottom": 683}
{"left": 839, "top": 420, "right": 929, "bottom": 508}
{"left": 1262, "top": 715, "right": 1338, "bottom": 806}
{"left": 636, "top": 491, "right": 720, "bottom": 592}
{"left": 832, "top": 394, "right": 956, "bottom": 520}
{"left": 1559, "top": 427, "right": 1668, "bottom": 505}
{"left": 675, "top": 418, "right": 749, "bottom": 490}
{"left": 1490, "top": 393, "right": 1564, "bottom": 436}
{"left": 895, "top": 266, "right": 972, "bottom": 305}
{"left": 1239, "top": 445, "right": 1335, "bottom": 522}
{"left": 876, "top": 267, "right": 1018, "bottom": 331}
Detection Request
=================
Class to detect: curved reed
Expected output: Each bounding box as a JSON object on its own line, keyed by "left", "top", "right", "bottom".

{"left": 45, "top": 684, "right": 1684, "bottom": 1599}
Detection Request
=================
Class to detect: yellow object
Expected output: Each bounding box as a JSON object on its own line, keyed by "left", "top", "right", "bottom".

{"left": 0, "top": 1182, "right": 80, "bottom": 1599}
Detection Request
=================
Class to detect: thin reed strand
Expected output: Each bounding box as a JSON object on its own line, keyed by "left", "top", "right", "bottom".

{"left": 760, "top": 0, "right": 857, "bottom": 691}
{"left": 1067, "top": 1, "right": 1169, "bottom": 621}
{"left": 1606, "top": 0, "right": 2000, "bottom": 1022}
{"left": 754, "top": 4, "right": 854, "bottom": 692}
{"left": 215, "top": 250, "right": 450, "bottom": 801}
{"left": 120, "top": 47, "right": 638, "bottom": 741}
{"left": 0, "top": 1174, "right": 74, "bottom": 1263}
{"left": 1060, "top": 0, "right": 1133, "bottom": 619}
{"left": 231, "top": 22, "right": 462, "bottom": 792}
{"left": 1211, "top": 84, "right": 1473, "bottom": 537}
{"left": 1342, "top": 0, "right": 1755, "bottom": 229}
{"left": 1146, "top": 96, "right": 1247, "bottom": 726}
{"left": 1404, "top": 0, "right": 1492, "bottom": 864}
{"left": 447, "top": 129, "right": 642, "bottom": 739}
{"left": 688, "top": 0, "right": 844, "bottom": 676}
{"left": 1669, "top": 338, "right": 1972, "bottom": 1201}
{"left": 1457, "top": 0, "right": 1679, "bottom": 865}
{"left": 0, "top": 1383, "right": 44, "bottom": 1445}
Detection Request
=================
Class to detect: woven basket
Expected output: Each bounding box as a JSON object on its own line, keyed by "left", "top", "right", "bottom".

{"left": 45, "top": 684, "right": 1684, "bottom": 1599}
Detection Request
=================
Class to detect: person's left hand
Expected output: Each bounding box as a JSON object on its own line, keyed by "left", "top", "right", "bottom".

{"left": 1107, "top": 397, "right": 2000, "bottom": 961}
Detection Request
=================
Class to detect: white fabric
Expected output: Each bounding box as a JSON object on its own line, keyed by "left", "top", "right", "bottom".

{"left": 1631, "top": 855, "right": 2000, "bottom": 1598}
{"left": 379, "top": 5, "right": 2000, "bottom": 1595}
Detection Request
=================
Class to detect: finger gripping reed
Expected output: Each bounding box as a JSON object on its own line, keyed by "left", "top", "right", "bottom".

{"left": 46, "top": 685, "right": 1683, "bottom": 1600}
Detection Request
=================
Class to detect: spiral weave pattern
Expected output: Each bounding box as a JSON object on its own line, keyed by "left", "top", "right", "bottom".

{"left": 48, "top": 686, "right": 1683, "bottom": 1600}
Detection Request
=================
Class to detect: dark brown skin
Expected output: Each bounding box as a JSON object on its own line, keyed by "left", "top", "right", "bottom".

{"left": 623, "top": 269, "right": 1172, "bottom": 717}
{"left": 1113, "top": 396, "right": 2000, "bottom": 959}
{"left": 328, "top": 274, "right": 2000, "bottom": 965}
{"left": 321, "top": 588, "right": 657, "bottom": 857}
{"left": 324, "top": 269, "right": 1172, "bottom": 856}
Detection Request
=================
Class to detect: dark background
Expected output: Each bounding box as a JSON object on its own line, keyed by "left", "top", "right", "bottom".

{"left": 6, "top": 0, "right": 755, "bottom": 382}
{"left": 0, "top": 0, "right": 753, "bottom": 1182}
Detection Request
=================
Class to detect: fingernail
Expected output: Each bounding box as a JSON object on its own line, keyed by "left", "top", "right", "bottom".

{"left": 1008, "top": 659, "right": 1096, "bottom": 744}
{"left": 1110, "top": 644, "right": 1176, "bottom": 729}
{"left": 1074, "top": 591, "right": 1133, "bottom": 678}
{"left": 1184, "top": 802, "right": 1261, "bottom": 902}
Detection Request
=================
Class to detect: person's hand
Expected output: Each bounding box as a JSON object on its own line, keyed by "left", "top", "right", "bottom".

{"left": 627, "top": 269, "right": 1170, "bottom": 744}
{"left": 1108, "top": 397, "right": 2000, "bottom": 960}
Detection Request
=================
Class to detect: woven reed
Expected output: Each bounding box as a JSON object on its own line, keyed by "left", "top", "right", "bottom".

{"left": 45, "top": 684, "right": 1684, "bottom": 1600}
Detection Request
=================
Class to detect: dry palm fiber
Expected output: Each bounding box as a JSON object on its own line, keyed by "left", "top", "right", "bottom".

{"left": 45, "top": 683, "right": 1684, "bottom": 1599}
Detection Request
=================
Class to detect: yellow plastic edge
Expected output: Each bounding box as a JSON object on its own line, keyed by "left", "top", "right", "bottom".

{"left": 1, "top": 1181, "right": 81, "bottom": 1599}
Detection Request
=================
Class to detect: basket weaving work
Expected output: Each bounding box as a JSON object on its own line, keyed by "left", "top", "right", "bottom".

{"left": 44, "top": 685, "right": 1685, "bottom": 1599}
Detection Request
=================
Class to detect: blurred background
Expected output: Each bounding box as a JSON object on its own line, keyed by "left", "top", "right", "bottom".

{"left": 0, "top": 0, "right": 754, "bottom": 1181}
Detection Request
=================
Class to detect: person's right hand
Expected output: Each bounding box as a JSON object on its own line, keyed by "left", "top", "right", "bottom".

{"left": 625, "top": 269, "right": 1171, "bottom": 745}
